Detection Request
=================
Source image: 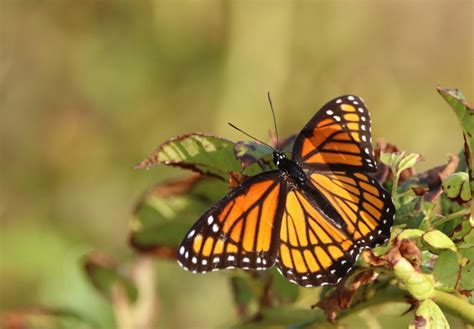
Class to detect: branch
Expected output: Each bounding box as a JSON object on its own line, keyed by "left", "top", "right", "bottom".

{"left": 432, "top": 290, "right": 474, "bottom": 325}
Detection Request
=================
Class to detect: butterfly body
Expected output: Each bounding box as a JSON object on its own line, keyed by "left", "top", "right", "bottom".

{"left": 273, "top": 151, "right": 307, "bottom": 187}
{"left": 177, "top": 95, "right": 395, "bottom": 287}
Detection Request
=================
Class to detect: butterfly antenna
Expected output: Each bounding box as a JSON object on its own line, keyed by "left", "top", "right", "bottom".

{"left": 267, "top": 92, "right": 279, "bottom": 149}
{"left": 228, "top": 122, "right": 275, "bottom": 152}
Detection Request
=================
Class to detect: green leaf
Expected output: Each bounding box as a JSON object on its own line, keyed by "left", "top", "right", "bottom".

{"left": 398, "top": 153, "right": 421, "bottom": 174}
{"left": 459, "top": 229, "right": 474, "bottom": 249}
{"left": 83, "top": 252, "right": 138, "bottom": 303}
{"left": 0, "top": 308, "right": 96, "bottom": 329}
{"left": 451, "top": 221, "right": 472, "bottom": 243}
{"left": 409, "top": 299, "right": 449, "bottom": 329}
{"left": 422, "top": 230, "right": 457, "bottom": 252}
{"left": 135, "top": 133, "right": 241, "bottom": 181}
{"left": 233, "top": 141, "right": 274, "bottom": 176}
{"left": 459, "top": 247, "right": 474, "bottom": 290}
{"left": 230, "top": 275, "right": 257, "bottom": 315}
{"left": 129, "top": 176, "right": 228, "bottom": 253}
{"left": 380, "top": 151, "right": 404, "bottom": 171}
{"left": 398, "top": 229, "right": 425, "bottom": 240}
{"left": 233, "top": 307, "right": 323, "bottom": 329}
{"left": 433, "top": 250, "right": 459, "bottom": 290}
{"left": 443, "top": 172, "right": 471, "bottom": 202}
{"left": 270, "top": 268, "right": 300, "bottom": 303}
{"left": 437, "top": 87, "right": 474, "bottom": 197}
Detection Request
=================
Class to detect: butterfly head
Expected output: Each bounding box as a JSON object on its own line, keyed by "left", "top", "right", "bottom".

{"left": 273, "top": 151, "right": 286, "bottom": 167}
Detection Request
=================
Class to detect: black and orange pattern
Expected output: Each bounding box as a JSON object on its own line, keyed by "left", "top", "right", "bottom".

{"left": 177, "top": 95, "right": 395, "bottom": 287}
{"left": 293, "top": 95, "right": 376, "bottom": 172}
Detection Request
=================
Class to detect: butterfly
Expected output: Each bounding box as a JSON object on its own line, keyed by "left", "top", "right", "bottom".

{"left": 177, "top": 95, "right": 395, "bottom": 287}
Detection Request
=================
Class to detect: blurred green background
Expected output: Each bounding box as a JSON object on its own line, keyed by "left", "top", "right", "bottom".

{"left": 1, "top": 1, "right": 473, "bottom": 328}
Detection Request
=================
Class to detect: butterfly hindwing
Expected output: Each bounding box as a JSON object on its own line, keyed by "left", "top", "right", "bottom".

{"left": 177, "top": 171, "right": 286, "bottom": 273}
{"left": 276, "top": 187, "right": 356, "bottom": 287}
{"left": 308, "top": 171, "right": 395, "bottom": 249}
{"left": 292, "top": 95, "right": 377, "bottom": 172}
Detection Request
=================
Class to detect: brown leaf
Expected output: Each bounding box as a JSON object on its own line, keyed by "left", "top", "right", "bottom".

{"left": 128, "top": 238, "right": 178, "bottom": 260}
{"left": 228, "top": 171, "right": 250, "bottom": 188}
{"left": 313, "top": 268, "right": 378, "bottom": 322}
{"left": 150, "top": 174, "right": 202, "bottom": 198}
{"left": 399, "top": 239, "right": 421, "bottom": 271}
{"left": 269, "top": 131, "right": 296, "bottom": 151}
{"left": 417, "top": 154, "right": 459, "bottom": 202}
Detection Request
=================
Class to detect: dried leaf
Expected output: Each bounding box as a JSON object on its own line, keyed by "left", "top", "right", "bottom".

{"left": 314, "top": 269, "right": 378, "bottom": 322}
{"left": 417, "top": 154, "right": 460, "bottom": 202}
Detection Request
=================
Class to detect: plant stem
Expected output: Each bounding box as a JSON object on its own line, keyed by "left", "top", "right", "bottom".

{"left": 392, "top": 172, "right": 400, "bottom": 209}
{"left": 336, "top": 285, "right": 406, "bottom": 321}
{"left": 432, "top": 290, "right": 474, "bottom": 325}
{"left": 431, "top": 208, "right": 471, "bottom": 227}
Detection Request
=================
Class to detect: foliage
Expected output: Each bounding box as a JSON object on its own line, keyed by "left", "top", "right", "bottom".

{"left": 3, "top": 87, "right": 472, "bottom": 329}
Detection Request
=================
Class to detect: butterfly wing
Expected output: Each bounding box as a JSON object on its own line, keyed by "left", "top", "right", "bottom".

{"left": 292, "top": 95, "right": 376, "bottom": 172}
{"left": 177, "top": 171, "right": 287, "bottom": 273}
{"left": 276, "top": 172, "right": 395, "bottom": 287}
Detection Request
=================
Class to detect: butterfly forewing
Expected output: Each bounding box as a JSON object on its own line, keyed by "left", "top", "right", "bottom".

{"left": 292, "top": 95, "right": 377, "bottom": 172}
{"left": 177, "top": 171, "right": 286, "bottom": 273}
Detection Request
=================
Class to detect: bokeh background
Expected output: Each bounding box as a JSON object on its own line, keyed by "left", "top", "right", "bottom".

{"left": 1, "top": 1, "right": 473, "bottom": 328}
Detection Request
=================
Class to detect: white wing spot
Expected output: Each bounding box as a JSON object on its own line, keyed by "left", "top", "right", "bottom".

{"left": 326, "top": 109, "right": 334, "bottom": 115}
{"left": 243, "top": 257, "right": 250, "bottom": 263}
{"left": 179, "top": 246, "right": 185, "bottom": 255}
{"left": 256, "top": 257, "right": 262, "bottom": 264}
{"left": 364, "top": 147, "right": 370, "bottom": 154}
{"left": 358, "top": 107, "right": 364, "bottom": 113}
{"left": 348, "top": 96, "right": 355, "bottom": 100}
{"left": 336, "top": 99, "right": 342, "bottom": 104}
{"left": 361, "top": 116, "right": 366, "bottom": 122}
{"left": 378, "top": 229, "right": 383, "bottom": 234}
{"left": 362, "top": 135, "right": 367, "bottom": 142}
{"left": 330, "top": 269, "right": 336, "bottom": 274}
{"left": 192, "top": 257, "right": 197, "bottom": 264}
{"left": 228, "top": 255, "right": 235, "bottom": 261}
{"left": 341, "top": 260, "right": 347, "bottom": 265}
{"left": 212, "top": 224, "right": 219, "bottom": 232}
{"left": 202, "top": 259, "right": 208, "bottom": 265}
{"left": 305, "top": 284, "right": 313, "bottom": 287}
{"left": 361, "top": 125, "right": 366, "bottom": 131}
{"left": 213, "top": 257, "right": 220, "bottom": 263}
{"left": 207, "top": 216, "right": 214, "bottom": 225}
{"left": 316, "top": 274, "right": 322, "bottom": 279}
{"left": 302, "top": 276, "right": 308, "bottom": 280}
{"left": 185, "top": 251, "right": 189, "bottom": 259}
{"left": 369, "top": 236, "right": 374, "bottom": 240}
{"left": 187, "top": 230, "right": 195, "bottom": 239}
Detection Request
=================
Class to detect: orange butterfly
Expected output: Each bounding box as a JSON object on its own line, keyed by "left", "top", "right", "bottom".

{"left": 177, "top": 95, "right": 395, "bottom": 287}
